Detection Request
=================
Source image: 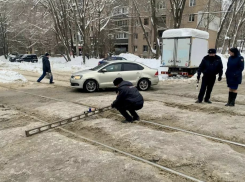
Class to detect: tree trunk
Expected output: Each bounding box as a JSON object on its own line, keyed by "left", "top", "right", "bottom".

{"left": 151, "top": 0, "right": 160, "bottom": 58}
{"left": 132, "top": 0, "right": 155, "bottom": 56}
{"left": 169, "top": 0, "right": 187, "bottom": 28}
{"left": 221, "top": 0, "right": 237, "bottom": 53}
{"left": 215, "top": 0, "right": 235, "bottom": 49}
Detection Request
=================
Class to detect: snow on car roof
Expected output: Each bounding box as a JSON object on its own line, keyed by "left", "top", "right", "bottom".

{"left": 162, "top": 28, "right": 209, "bottom": 39}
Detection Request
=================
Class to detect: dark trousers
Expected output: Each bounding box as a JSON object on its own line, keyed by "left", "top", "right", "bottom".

{"left": 198, "top": 75, "right": 216, "bottom": 102}
{"left": 37, "top": 70, "right": 53, "bottom": 83}
{"left": 116, "top": 103, "right": 143, "bottom": 121}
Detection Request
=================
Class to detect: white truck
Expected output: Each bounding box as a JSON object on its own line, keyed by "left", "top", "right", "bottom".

{"left": 161, "top": 28, "right": 209, "bottom": 77}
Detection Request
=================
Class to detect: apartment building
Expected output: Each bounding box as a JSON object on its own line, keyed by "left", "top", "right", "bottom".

{"left": 113, "top": 0, "right": 221, "bottom": 58}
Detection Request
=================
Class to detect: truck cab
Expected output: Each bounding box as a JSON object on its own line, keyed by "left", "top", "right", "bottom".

{"left": 161, "top": 28, "right": 209, "bottom": 77}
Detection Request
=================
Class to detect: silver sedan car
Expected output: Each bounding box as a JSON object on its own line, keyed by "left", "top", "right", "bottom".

{"left": 70, "top": 61, "right": 159, "bottom": 92}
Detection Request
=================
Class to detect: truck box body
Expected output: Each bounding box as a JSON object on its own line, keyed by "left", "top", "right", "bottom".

{"left": 161, "top": 28, "right": 209, "bottom": 76}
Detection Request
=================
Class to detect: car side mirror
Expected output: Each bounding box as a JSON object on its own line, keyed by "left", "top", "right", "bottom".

{"left": 101, "top": 69, "right": 107, "bottom": 73}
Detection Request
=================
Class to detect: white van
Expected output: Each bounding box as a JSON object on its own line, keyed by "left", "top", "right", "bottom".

{"left": 161, "top": 28, "right": 209, "bottom": 77}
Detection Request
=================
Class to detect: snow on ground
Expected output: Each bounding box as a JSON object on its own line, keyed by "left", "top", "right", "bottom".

{"left": 0, "top": 53, "right": 244, "bottom": 83}
{"left": 0, "top": 70, "right": 27, "bottom": 83}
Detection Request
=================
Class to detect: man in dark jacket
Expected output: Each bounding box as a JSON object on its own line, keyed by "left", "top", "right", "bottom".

{"left": 37, "top": 53, "right": 54, "bottom": 84}
{"left": 196, "top": 49, "right": 223, "bottom": 103}
{"left": 111, "top": 78, "right": 144, "bottom": 123}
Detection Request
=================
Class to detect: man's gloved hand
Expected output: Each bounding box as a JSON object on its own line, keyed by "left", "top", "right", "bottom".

{"left": 197, "top": 75, "right": 200, "bottom": 81}
{"left": 218, "top": 76, "right": 222, "bottom": 81}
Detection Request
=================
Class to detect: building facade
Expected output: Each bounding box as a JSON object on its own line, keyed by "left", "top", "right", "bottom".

{"left": 113, "top": 0, "right": 221, "bottom": 58}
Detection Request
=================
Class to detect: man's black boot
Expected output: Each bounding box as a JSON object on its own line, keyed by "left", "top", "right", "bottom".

{"left": 204, "top": 100, "right": 212, "bottom": 104}
{"left": 121, "top": 118, "right": 133, "bottom": 123}
{"left": 195, "top": 100, "right": 202, "bottom": 103}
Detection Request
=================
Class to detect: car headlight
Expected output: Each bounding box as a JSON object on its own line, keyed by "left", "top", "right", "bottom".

{"left": 74, "top": 75, "right": 83, "bottom": 80}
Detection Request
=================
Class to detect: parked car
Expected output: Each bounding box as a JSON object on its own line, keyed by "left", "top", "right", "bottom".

{"left": 9, "top": 54, "right": 23, "bottom": 62}
{"left": 16, "top": 54, "right": 38, "bottom": 63}
{"left": 98, "top": 56, "right": 127, "bottom": 65}
{"left": 70, "top": 61, "right": 159, "bottom": 92}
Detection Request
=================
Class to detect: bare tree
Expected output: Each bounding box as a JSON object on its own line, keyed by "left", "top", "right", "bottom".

{"left": 132, "top": 0, "right": 155, "bottom": 57}
{"left": 169, "top": 0, "right": 187, "bottom": 28}
{"left": 231, "top": 2, "right": 245, "bottom": 47}
{"left": 41, "top": 0, "right": 73, "bottom": 61}
{"left": 215, "top": 0, "right": 235, "bottom": 49}
{"left": 150, "top": 0, "right": 160, "bottom": 58}
{"left": 220, "top": 0, "right": 245, "bottom": 52}
{"left": 0, "top": 3, "right": 9, "bottom": 58}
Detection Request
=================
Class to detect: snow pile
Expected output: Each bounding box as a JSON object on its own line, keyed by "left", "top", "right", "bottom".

{"left": 0, "top": 70, "right": 27, "bottom": 83}
{"left": 162, "top": 28, "right": 209, "bottom": 39}
{"left": 0, "top": 56, "right": 98, "bottom": 73}
{"left": 119, "top": 53, "right": 140, "bottom": 61}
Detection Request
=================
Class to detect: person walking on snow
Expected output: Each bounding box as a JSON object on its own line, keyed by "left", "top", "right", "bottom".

{"left": 111, "top": 78, "right": 144, "bottom": 123}
{"left": 37, "top": 53, "right": 54, "bottom": 84}
{"left": 196, "top": 49, "right": 223, "bottom": 103}
{"left": 225, "top": 48, "right": 244, "bottom": 106}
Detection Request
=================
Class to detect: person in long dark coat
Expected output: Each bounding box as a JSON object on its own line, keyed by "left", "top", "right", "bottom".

{"left": 196, "top": 49, "right": 223, "bottom": 103}
{"left": 111, "top": 78, "right": 144, "bottom": 123}
{"left": 225, "top": 48, "right": 244, "bottom": 106}
{"left": 37, "top": 53, "right": 54, "bottom": 84}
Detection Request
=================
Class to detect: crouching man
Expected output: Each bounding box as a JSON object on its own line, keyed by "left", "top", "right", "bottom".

{"left": 111, "top": 78, "right": 144, "bottom": 123}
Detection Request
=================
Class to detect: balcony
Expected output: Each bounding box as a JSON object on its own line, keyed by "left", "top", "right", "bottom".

{"left": 114, "top": 39, "right": 129, "bottom": 45}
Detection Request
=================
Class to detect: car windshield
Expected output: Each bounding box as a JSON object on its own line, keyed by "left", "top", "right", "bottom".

{"left": 90, "top": 62, "right": 108, "bottom": 71}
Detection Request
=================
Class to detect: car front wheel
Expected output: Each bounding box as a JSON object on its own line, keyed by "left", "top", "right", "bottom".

{"left": 84, "top": 80, "right": 97, "bottom": 93}
{"left": 137, "top": 79, "right": 150, "bottom": 91}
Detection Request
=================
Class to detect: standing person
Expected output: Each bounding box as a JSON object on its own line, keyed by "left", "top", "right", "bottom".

{"left": 225, "top": 48, "right": 244, "bottom": 106}
{"left": 111, "top": 78, "right": 144, "bottom": 123}
{"left": 196, "top": 49, "right": 223, "bottom": 103}
{"left": 37, "top": 53, "right": 54, "bottom": 84}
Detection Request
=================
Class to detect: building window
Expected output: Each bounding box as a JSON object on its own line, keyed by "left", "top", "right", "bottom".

{"left": 134, "top": 33, "right": 138, "bottom": 39}
{"left": 144, "top": 18, "right": 149, "bottom": 25}
{"left": 158, "top": 1, "right": 166, "bottom": 9}
{"left": 113, "top": 7, "right": 129, "bottom": 15}
{"left": 115, "top": 20, "right": 128, "bottom": 27}
{"left": 144, "top": 32, "right": 149, "bottom": 39}
{"left": 189, "top": 14, "right": 195, "bottom": 22}
{"left": 143, "top": 45, "right": 148, "bottom": 52}
{"left": 116, "top": 33, "right": 128, "bottom": 39}
{"left": 134, "top": 46, "right": 138, "bottom": 52}
{"left": 189, "top": 0, "right": 196, "bottom": 7}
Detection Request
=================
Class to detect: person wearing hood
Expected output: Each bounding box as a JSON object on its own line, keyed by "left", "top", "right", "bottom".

{"left": 196, "top": 49, "right": 223, "bottom": 103}
{"left": 37, "top": 53, "right": 54, "bottom": 84}
{"left": 111, "top": 78, "right": 144, "bottom": 123}
{"left": 225, "top": 48, "right": 244, "bottom": 106}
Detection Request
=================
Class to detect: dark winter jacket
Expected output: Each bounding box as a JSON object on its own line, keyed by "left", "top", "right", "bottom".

{"left": 226, "top": 52, "right": 244, "bottom": 85}
{"left": 198, "top": 55, "right": 223, "bottom": 77}
{"left": 112, "top": 81, "right": 144, "bottom": 108}
{"left": 42, "top": 56, "right": 51, "bottom": 72}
